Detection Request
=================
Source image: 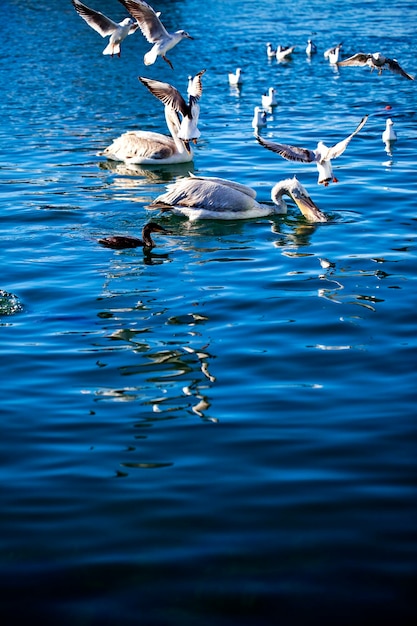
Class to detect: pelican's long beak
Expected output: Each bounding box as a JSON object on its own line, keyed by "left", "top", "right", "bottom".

{"left": 294, "top": 193, "right": 328, "bottom": 223}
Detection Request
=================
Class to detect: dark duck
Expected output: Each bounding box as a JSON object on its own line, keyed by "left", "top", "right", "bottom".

{"left": 99, "top": 222, "right": 169, "bottom": 250}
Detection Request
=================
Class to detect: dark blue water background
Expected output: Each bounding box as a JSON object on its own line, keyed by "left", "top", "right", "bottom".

{"left": 1, "top": 0, "right": 416, "bottom": 623}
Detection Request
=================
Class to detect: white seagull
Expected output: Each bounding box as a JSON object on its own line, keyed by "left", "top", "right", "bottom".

{"left": 117, "top": 0, "right": 193, "bottom": 69}
{"left": 252, "top": 107, "right": 267, "bottom": 130}
{"left": 262, "top": 87, "right": 278, "bottom": 108}
{"left": 228, "top": 67, "right": 243, "bottom": 86}
{"left": 266, "top": 42, "right": 277, "bottom": 59}
{"left": 382, "top": 118, "right": 397, "bottom": 143}
{"left": 98, "top": 72, "right": 205, "bottom": 165}
{"left": 306, "top": 39, "right": 317, "bottom": 56}
{"left": 276, "top": 45, "right": 295, "bottom": 61}
{"left": 71, "top": 0, "right": 138, "bottom": 57}
{"left": 337, "top": 52, "right": 414, "bottom": 80}
{"left": 148, "top": 174, "right": 328, "bottom": 222}
{"left": 324, "top": 42, "right": 343, "bottom": 64}
{"left": 256, "top": 115, "right": 368, "bottom": 186}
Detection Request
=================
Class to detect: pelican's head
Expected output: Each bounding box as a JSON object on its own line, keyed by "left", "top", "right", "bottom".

{"left": 271, "top": 177, "right": 328, "bottom": 222}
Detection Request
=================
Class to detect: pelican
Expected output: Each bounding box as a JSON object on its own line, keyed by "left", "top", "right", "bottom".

{"left": 117, "top": 0, "right": 193, "bottom": 69}
{"left": 266, "top": 42, "right": 276, "bottom": 59}
{"left": 99, "top": 73, "right": 205, "bottom": 165}
{"left": 324, "top": 42, "right": 343, "bottom": 64}
{"left": 382, "top": 118, "right": 397, "bottom": 143}
{"left": 276, "top": 45, "right": 295, "bottom": 61}
{"left": 262, "top": 87, "right": 278, "bottom": 108}
{"left": 99, "top": 222, "right": 169, "bottom": 249}
{"left": 148, "top": 174, "right": 328, "bottom": 222}
{"left": 71, "top": 0, "right": 138, "bottom": 57}
{"left": 256, "top": 115, "right": 368, "bottom": 186}
{"left": 306, "top": 39, "right": 317, "bottom": 56}
{"left": 252, "top": 107, "right": 267, "bottom": 130}
{"left": 337, "top": 52, "right": 414, "bottom": 80}
{"left": 228, "top": 67, "right": 243, "bottom": 86}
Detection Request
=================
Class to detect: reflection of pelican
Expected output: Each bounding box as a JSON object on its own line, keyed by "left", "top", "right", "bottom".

{"left": 256, "top": 115, "right": 368, "bottom": 185}
{"left": 324, "top": 42, "right": 343, "bottom": 64}
{"left": 71, "top": 0, "right": 138, "bottom": 57}
{"left": 228, "top": 67, "right": 243, "bottom": 86}
{"left": 117, "top": 0, "right": 193, "bottom": 69}
{"left": 338, "top": 52, "right": 414, "bottom": 80}
{"left": 98, "top": 222, "right": 169, "bottom": 249}
{"left": 98, "top": 159, "right": 195, "bottom": 183}
{"left": 149, "top": 174, "right": 328, "bottom": 222}
{"left": 99, "top": 73, "right": 204, "bottom": 165}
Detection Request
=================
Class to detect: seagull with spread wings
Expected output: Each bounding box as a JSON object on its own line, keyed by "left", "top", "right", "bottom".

{"left": 338, "top": 52, "right": 414, "bottom": 80}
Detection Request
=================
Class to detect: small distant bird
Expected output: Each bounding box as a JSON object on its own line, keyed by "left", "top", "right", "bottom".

{"left": 382, "top": 118, "right": 397, "bottom": 143}
{"left": 276, "top": 45, "right": 295, "bottom": 61}
{"left": 256, "top": 115, "right": 368, "bottom": 186}
{"left": 262, "top": 87, "right": 278, "bottom": 108}
{"left": 228, "top": 67, "right": 243, "bottom": 86}
{"left": 324, "top": 42, "right": 343, "bottom": 64}
{"left": 306, "top": 39, "right": 317, "bottom": 56}
{"left": 99, "top": 222, "right": 169, "bottom": 249}
{"left": 337, "top": 52, "right": 414, "bottom": 80}
{"left": 117, "top": 0, "right": 193, "bottom": 69}
{"left": 252, "top": 107, "right": 267, "bottom": 130}
{"left": 266, "top": 42, "right": 277, "bottom": 58}
{"left": 71, "top": 0, "right": 138, "bottom": 57}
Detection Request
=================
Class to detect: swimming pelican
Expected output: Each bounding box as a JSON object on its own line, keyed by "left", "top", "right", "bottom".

{"left": 99, "top": 74, "right": 205, "bottom": 164}
{"left": 228, "top": 67, "right": 243, "bottom": 86}
{"left": 262, "top": 87, "right": 278, "bottom": 108}
{"left": 337, "top": 52, "right": 414, "bottom": 80}
{"left": 71, "top": 0, "right": 138, "bottom": 57}
{"left": 382, "top": 118, "right": 397, "bottom": 143}
{"left": 306, "top": 39, "right": 317, "bottom": 56}
{"left": 99, "top": 222, "right": 169, "bottom": 249}
{"left": 148, "top": 174, "right": 327, "bottom": 222}
{"left": 117, "top": 0, "right": 193, "bottom": 69}
{"left": 276, "top": 45, "right": 295, "bottom": 61}
{"left": 256, "top": 115, "right": 368, "bottom": 186}
{"left": 324, "top": 42, "right": 343, "bottom": 64}
{"left": 266, "top": 42, "right": 276, "bottom": 58}
{"left": 252, "top": 107, "right": 267, "bottom": 129}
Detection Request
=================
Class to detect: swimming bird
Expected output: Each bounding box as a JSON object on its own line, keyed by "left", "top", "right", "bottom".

{"left": 266, "top": 42, "right": 277, "bottom": 59}
{"left": 382, "top": 118, "right": 397, "bottom": 143}
{"left": 228, "top": 67, "right": 243, "bottom": 86}
{"left": 252, "top": 106, "right": 267, "bottom": 130}
{"left": 71, "top": 0, "right": 138, "bottom": 57}
{"left": 306, "top": 39, "right": 317, "bottom": 56}
{"left": 324, "top": 42, "right": 343, "bottom": 64}
{"left": 117, "top": 0, "right": 193, "bottom": 69}
{"left": 148, "top": 174, "right": 328, "bottom": 222}
{"left": 262, "top": 87, "right": 278, "bottom": 108}
{"left": 256, "top": 115, "right": 368, "bottom": 186}
{"left": 337, "top": 52, "right": 414, "bottom": 80}
{"left": 99, "top": 74, "right": 204, "bottom": 164}
{"left": 98, "top": 222, "right": 169, "bottom": 249}
{"left": 276, "top": 45, "right": 295, "bottom": 61}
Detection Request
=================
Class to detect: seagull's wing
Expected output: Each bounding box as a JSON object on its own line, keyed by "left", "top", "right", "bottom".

{"left": 72, "top": 0, "right": 118, "bottom": 36}
{"left": 117, "top": 0, "right": 169, "bottom": 42}
{"left": 337, "top": 52, "right": 370, "bottom": 67}
{"left": 386, "top": 57, "right": 414, "bottom": 80}
{"left": 139, "top": 77, "right": 188, "bottom": 116}
{"left": 324, "top": 115, "right": 368, "bottom": 160}
{"left": 187, "top": 70, "right": 206, "bottom": 99}
{"left": 256, "top": 135, "right": 316, "bottom": 163}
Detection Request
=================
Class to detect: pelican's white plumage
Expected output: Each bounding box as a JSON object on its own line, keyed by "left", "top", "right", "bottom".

{"left": 148, "top": 174, "right": 328, "bottom": 222}
{"left": 276, "top": 45, "right": 295, "bottom": 61}
{"left": 117, "top": 0, "right": 193, "bottom": 69}
{"left": 337, "top": 52, "right": 414, "bottom": 80}
{"left": 252, "top": 107, "right": 267, "bottom": 130}
{"left": 324, "top": 42, "right": 343, "bottom": 64}
{"left": 262, "top": 87, "right": 278, "bottom": 108}
{"left": 99, "top": 73, "right": 205, "bottom": 165}
{"left": 256, "top": 115, "right": 368, "bottom": 185}
{"left": 71, "top": 0, "right": 138, "bottom": 57}
{"left": 306, "top": 39, "right": 317, "bottom": 56}
{"left": 228, "top": 67, "right": 243, "bottom": 86}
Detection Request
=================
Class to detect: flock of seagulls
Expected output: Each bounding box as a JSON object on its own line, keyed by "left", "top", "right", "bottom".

{"left": 70, "top": 0, "right": 414, "bottom": 247}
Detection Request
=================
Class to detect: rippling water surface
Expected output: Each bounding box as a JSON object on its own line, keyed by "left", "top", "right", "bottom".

{"left": 1, "top": 0, "right": 416, "bottom": 623}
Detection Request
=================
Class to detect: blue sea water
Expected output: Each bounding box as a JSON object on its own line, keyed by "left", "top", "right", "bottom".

{"left": 0, "top": 0, "right": 416, "bottom": 624}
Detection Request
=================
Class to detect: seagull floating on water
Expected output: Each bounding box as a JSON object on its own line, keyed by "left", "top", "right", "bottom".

{"left": 148, "top": 174, "right": 328, "bottom": 222}
{"left": 262, "top": 87, "right": 277, "bottom": 108}
{"left": 324, "top": 42, "right": 343, "bottom": 64}
{"left": 252, "top": 106, "right": 267, "bottom": 130}
{"left": 306, "top": 39, "right": 317, "bottom": 56}
{"left": 228, "top": 67, "right": 243, "bottom": 86}
{"left": 99, "top": 72, "right": 205, "bottom": 165}
{"left": 256, "top": 115, "right": 368, "bottom": 186}
{"left": 337, "top": 52, "right": 414, "bottom": 80}
{"left": 71, "top": 0, "right": 138, "bottom": 57}
{"left": 382, "top": 118, "right": 397, "bottom": 143}
{"left": 117, "top": 0, "right": 193, "bottom": 69}
{"left": 276, "top": 45, "right": 295, "bottom": 61}
{"left": 266, "top": 42, "right": 277, "bottom": 59}
{"left": 99, "top": 222, "right": 169, "bottom": 249}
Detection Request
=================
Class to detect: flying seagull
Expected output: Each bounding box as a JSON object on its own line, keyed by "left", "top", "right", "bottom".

{"left": 338, "top": 52, "right": 414, "bottom": 80}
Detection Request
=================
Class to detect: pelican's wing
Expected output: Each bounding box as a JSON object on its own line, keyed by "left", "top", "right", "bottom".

{"left": 139, "top": 77, "right": 188, "bottom": 116}
{"left": 386, "top": 58, "right": 414, "bottom": 80}
{"left": 189, "top": 174, "right": 257, "bottom": 198}
{"left": 187, "top": 70, "right": 206, "bottom": 99}
{"left": 72, "top": 0, "right": 118, "bottom": 36}
{"left": 117, "top": 0, "right": 169, "bottom": 42}
{"left": 337, "top": 52, "right": 369, "bottom": 67}
{"left": 324, "top": 115, "right": 368, "bottom": 160}
{"left": 256, "top": 135, "right": 316, "bottom": 163}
